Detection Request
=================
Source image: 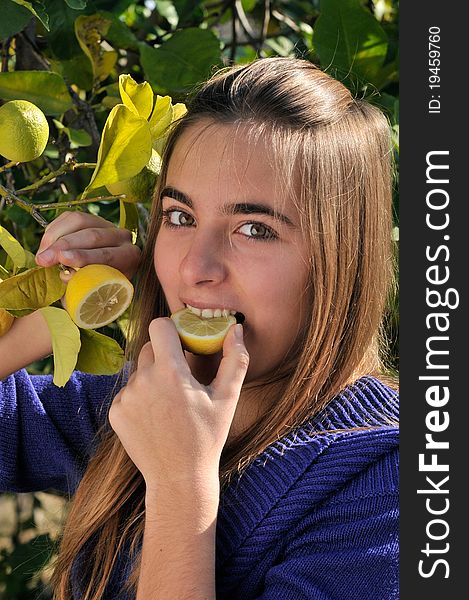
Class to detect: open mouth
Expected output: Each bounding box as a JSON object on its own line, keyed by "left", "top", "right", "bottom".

{"left": 185, "top": 304, "right": 245, "bottom": 324}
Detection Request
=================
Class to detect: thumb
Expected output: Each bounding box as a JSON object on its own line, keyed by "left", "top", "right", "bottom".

{"left": 211, "top": 324, "right": 249, "bottom": 401}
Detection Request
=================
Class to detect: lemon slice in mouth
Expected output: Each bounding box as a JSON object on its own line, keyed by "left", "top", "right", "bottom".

{"left": 170, "top": 307, "right": 237, "bottom": 355}
{"left": 64, "top": 264, "right": 134, "bottom": 329}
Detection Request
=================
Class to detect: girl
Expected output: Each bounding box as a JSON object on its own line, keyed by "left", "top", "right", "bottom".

{"left": 0, "top": 57, "right": 399, "bottom": 599}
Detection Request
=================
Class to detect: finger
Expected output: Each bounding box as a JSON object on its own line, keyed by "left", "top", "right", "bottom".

{"left": 148, "top": 318, "right": 190, "bottom": 372}
{"left": 38, "top": 212, "right": 115, "bottom": 254}
{"left": 210, "top": 325, "right": 249, "bottom": 401}
{"left": 36, "top": 227, "right": 132, "bottom": 266}
{"left": 57, "top": 245, "right": 140, "bottom": 277}
{"left": 137, "top": 341, "right": 155, "bottom": 370}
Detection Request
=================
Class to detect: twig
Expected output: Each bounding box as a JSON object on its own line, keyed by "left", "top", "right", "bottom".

{"left": 0, "top": 183, "right": 49, "bottom": 228}
{"left": 16, "top": 160, "right": 96, "bottom": 194}
{"left": 234, "top": 0, "right": 257, "bottom": 43}
{"left": 258, "top": 0, "right": 272, "bottom": 53}
{"left": 67, "top": 84, "right": 101, "bottom": 148}
{"left": 34, "top": 194, "right": 125, "bottom": 211}
{"left": 0, "top": 161, "right": 19, "bottom": 175}
{"left": 271, "top": 9, "right": 301, "bottom": 33}
{"left": 230, "top": 0, "right": 238, "bottom": 62}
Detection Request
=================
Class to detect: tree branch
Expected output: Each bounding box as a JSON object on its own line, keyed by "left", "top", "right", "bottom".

{"left": 0, "top": 183, "right": 49, "bottom": 228}
{"left": 258, "top": 0, "right": 272, "bottom": 53}
{"left": 230, "top": 0, "right": 238, "bottom": 62}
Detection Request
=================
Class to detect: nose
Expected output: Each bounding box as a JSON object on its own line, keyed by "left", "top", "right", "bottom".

{"left": 179, "top": 230, "right": 228, "bottom": 287}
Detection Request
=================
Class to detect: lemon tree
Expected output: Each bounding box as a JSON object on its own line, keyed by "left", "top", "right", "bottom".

{"left": 0, "top": 69, "right": 185, "bottom": 386}
{"left": 171, "top": 308, "right": 236, "bottom": 355}
{"left": 0, "top": 100, "right": 49, "bottom": 163}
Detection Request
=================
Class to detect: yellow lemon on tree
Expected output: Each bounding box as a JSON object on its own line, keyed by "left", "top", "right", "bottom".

{"left": 171, "top": 308, "right": 236, "bottom": 355}
{"left": 0, "top": 308, "right": 14, "bottom": 337}
{"left": 64, "top": 264, "right": 134, "bottom": 330}
{"left": 106, "top": 149, "right": 161, "bottom": 203}
{"left": 0, "top": 100, "right": 49, "bottom": 162}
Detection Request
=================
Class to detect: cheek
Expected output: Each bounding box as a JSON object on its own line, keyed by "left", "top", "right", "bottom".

{"left": 153, "top": 234, "right": 177, "bottom": 291}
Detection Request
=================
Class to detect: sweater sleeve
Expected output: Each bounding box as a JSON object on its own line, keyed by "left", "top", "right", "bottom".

{"left": 0, "top": 368, "right": 122, "bottom": 495}
{"left": 255, "top": 448, "right": 399, "bottom": 600}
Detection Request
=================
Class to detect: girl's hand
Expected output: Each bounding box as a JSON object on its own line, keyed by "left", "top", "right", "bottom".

{"left": 35, "top": 211, "right": 141, "bottom": 280}
{"left": 108, "top": 318, "right": 249, "bottom": 491}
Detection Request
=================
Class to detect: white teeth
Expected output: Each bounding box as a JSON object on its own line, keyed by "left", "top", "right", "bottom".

{"left": 186, "top": 304, "right": 201, "bottom": 316}
{"left": 185, "top": 304, "right": 238, "bottom": 318}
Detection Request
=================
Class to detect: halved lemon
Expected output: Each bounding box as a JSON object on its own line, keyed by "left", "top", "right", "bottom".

{"left": 170, "top": 308, "right": 236, "bottom": 355}
{"left": 64, "top": 264, "right": 134, "bottom": 330}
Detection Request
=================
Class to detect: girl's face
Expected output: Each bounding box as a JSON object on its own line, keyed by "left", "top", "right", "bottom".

{"left": 154, "top": 120, "right": 311, "bottom": 383}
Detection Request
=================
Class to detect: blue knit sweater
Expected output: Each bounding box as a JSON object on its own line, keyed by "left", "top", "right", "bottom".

{"left": 0, "top": 370, "right": 399, "bottom": 599}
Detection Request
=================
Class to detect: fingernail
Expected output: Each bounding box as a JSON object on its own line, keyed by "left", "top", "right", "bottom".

{"left": 234, "top": 324, "right": 243, "bottom": 341}
{"left": 36, "top": 249, "right": 54, "bottom": 264}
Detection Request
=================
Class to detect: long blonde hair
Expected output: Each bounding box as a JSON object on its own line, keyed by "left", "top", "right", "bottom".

{"left": 51, "top": 57, "right": 396, "bottom": 599}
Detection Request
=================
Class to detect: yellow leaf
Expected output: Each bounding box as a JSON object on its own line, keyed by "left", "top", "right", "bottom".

{"left": 172, "top": 103, "right": 187, "bottom": 122}
{"left": 148, "top": 95, "right": 173, "bottom": 140}
{"left": 119, "top": 200, "right": 139, "bottom": 244}
{"left": 0, "top": 225, "right": 26, "bottom": 270}
{"left": 119, "top": 74, "right": 154, "bottom": 120}
{"left": 75, "top": 14, "right": 117, "bottom": 83}
{"left": 76, "top": 328, "right": 124, "bottom": 375}
{"left": 39, "top": 306, "right": 81, "bottom": 387}
{"left": 0, "top": 265, "right": 65, "bottom": 311}
{"left": 83, "top": 104, "right": 152, "bottom": 195}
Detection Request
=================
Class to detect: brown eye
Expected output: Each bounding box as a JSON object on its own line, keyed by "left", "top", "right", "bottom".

{"left": 238, "top": 222, "right": 277, "bottom": 240}
{"left": 165, "top": 210, "right": 195, "bottom": 227}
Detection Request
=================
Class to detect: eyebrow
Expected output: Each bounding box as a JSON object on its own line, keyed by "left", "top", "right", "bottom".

{"left": 160, "top": 186, "right": 294, "bottom": 226}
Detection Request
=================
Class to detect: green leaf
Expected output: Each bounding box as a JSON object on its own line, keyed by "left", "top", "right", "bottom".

{"left": 0, "top": 70, "right": 73, "bottom": 116}
{"left": 140, "top": 28, "right": 222, "bottom": 95}
{"left": 98, "top": 10, "right": 139, "bottom": 51}
{"left": 0, "top": 265, "right": 65, "bottom": 311}
{"left": 75, "top": 14, "right": 118, "bottom": 83}
{"left": 44, "top": 0, "right": 83, "bottom": 60}
{"left": 83, "top": 104, "right": 152, "bottom": 195}
{"left": 49, "top": 53, "right": 94, "bottom": 91}
{"left": 65, "top": 0, "right": 87, "bottom": 8}
{"left": 172, "top": 0, "right": 204, "bottom": 27}
{"left": 314, "top": 0, "right": 388, "bottom": 86}
{"left": 119, "top": 200, "right": 138, "bottom": 244}
{"left": 11, "top": 0, "right": 50, "bottom": 31}
{"left": 54, "top": 120, "right": 92, "bottom": 147}
{"left": 119, "top": 74, "right": 154, "bottom": 120}
{"left": 0, "top": 225, "right": 26, "bottom": 270}
{"left": 67, "top": 127, "right": 93, "bottom": 148}
{"left": 39, "top": 306, "right": 81, "bottom": 387}
{"left": 1, "top": 1, "right": 33, "bottom": 40}
{"left": 76, "top": 328, "right": 124, "bottom": 374}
